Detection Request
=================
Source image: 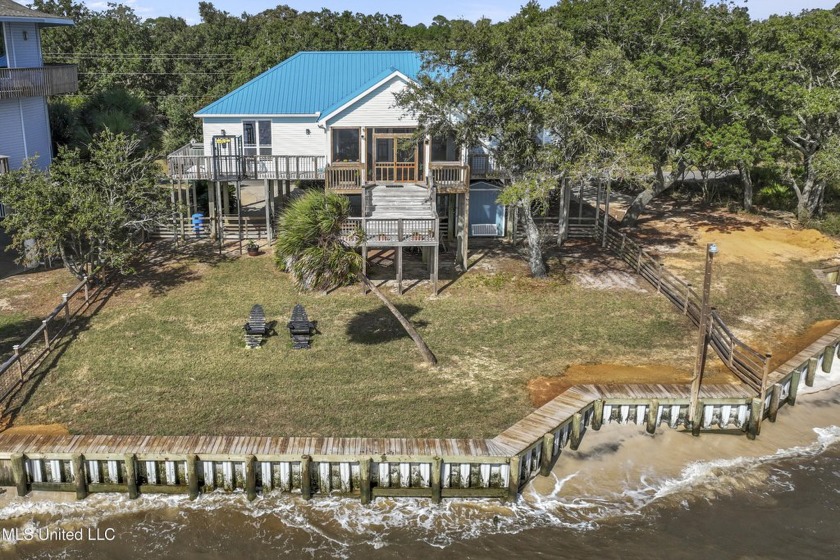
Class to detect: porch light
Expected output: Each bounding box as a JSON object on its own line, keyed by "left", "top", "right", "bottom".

{"left": 221, "top": 129, "right": 226, "bottom": 136}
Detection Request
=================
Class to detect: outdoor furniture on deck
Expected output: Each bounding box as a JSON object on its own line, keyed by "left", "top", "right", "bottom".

{"left": 287, "top": 304, "right": 317, "bottom": 349}
{"left": 244, "top": 304, "right": 267, "bottom": 348}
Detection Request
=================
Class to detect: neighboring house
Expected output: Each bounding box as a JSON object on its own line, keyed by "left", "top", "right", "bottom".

{"left": 0, "top": 0, "right": 77, "bottom": 218}
{"left": 166, "top": 51, "right": 507, "bottom": 287}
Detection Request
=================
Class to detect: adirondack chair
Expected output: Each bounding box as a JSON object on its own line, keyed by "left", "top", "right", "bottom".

{"left": 287, "top": 304, "right": 317, "bottom": 349}
{"left": 244, "top": 304, "right": 267, "bottom": 349}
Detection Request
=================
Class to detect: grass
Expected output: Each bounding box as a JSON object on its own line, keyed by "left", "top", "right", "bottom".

{"left": 8, "top": 242, "right": 696, "bottom": 438}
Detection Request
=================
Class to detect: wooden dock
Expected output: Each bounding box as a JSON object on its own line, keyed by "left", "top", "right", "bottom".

{"left": 0, "top": 325, "right": 835, "bottom": 504}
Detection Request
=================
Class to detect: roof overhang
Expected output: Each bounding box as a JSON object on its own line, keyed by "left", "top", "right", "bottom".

{"left": 0, "top": 16, "right": 74, "bottom": 26}
{"left": 318, "top": 69, "right": 415, "bottom": 125}
{"left": 194, "top": 113, "right": 322, "bottom": 119}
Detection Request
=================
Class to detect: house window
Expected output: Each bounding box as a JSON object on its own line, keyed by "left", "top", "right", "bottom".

{"left": 431, "top": 133, "right": 460, "bottom": 162}
{"left": 243, "top": 120, "right": 271, "bottom": 155}
{"left": 332, "top": 128, "right": 361, "bottom": 162}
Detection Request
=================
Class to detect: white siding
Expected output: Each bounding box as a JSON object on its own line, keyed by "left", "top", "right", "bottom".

{"left": 0, "top": 97, "right": 51, "bottom": 169}
{"left": 272, "top": 117, "right": 323, "bottom": 155}
{"left": 4, "top": 23, "right": 42, "bottom": 68}
{"left": 202, "top": 117, "right": 324, "bottom": 156}
{"left": 327, "top": 76, "right": 417, "bottom": 128}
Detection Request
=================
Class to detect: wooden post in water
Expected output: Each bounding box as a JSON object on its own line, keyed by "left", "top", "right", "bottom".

{"left": 822, "top": 344, "right": 835, "bottom": 373}
{"left": 431, "top": 457, "right": 442, "bottom": 504}
{"left": 125, "top": 454, "right": 139, "bottom": 499}
{"left": 646, "top": 399, "right": 659, "bottom": 434}
{"left": 186, "top": 454, "right": 199, "bottom": 500}
{"left": 72, "top": 454, "right": 88, "bottom": 500}
{"left": 539, "top": 433, "right": 555, "bottom": 476}
{"left": 360, "top": 458, "right": 372, "bottom": 504}
{"left": 245, "top": 455, "right": 257, "bottom": 501}
{"left": 300, "top": 456, "right": 312, "bottom": 500}
{"left": 806, "top": 357, "right": 818, "bottom": 386}
{"left": 747, "top": 397, "right": 763, "bottom": 440}
{"left": 691, "top": 400, "right": 704, "bottom": 436}
{"left": 592, "top": 400, "right": 604, "bottom": 431}
{"left": 570, "top": 413, "right": 583, "bottom": 450}
{"left": 10, "top": 454, "right": 28, "bottom": 497}
{"left": 768, "top": 384, "right": 782, "bottom": 422}
{"left": 787, "top": 369, "right": 802, "bottom": 405}
{"left": 507, "top": 455, "right": 521, "bottom": 502}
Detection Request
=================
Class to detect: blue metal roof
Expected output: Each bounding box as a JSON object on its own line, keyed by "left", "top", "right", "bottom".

{"left": 195, "top": 51, "right": 424, "bottom": 117}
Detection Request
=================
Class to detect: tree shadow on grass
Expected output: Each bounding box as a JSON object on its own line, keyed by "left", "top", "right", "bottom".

{"left": 346, "top": 304, "right": 428, "bottom": 345}
{"left": 0, "top": 278, "right": 119, "bottom": 431}
{"left": 118, "top": 240, "right": 232, "bottom": 297}
{"left": 0, "top": 317, "right": 46, "bottom": 358}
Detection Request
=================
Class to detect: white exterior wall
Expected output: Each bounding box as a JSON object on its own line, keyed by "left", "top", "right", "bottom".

{"left": 327, "top": 76, "right": 416, "bottom": 128}
{"left": 201, "top": 117, "right": 323, "bottom": 156}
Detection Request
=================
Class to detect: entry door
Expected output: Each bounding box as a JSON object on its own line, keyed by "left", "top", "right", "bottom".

{"left": 374, "top": 134, "right": 418, "bottom": 183}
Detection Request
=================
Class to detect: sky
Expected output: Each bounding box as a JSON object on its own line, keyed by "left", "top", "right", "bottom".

{"left": 82, "top": 0, "right": 840, "bottom": 25}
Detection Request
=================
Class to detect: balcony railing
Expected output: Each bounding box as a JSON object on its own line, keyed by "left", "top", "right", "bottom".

{"left": 429, "top": 162, "right": 470, "bottom": 192}
{"left": 166, "top": 143, "right": 326, "bottom": 181}
{"left": 468, "top": 153, "right": 500, "bottom": 179}
{"left": 340, "top": 217, "right": 438, "bottom": 247}
{"left": 326, "top": 162, "right": 364, "bottom": 191}
{"left": 0, "top": 65, "right": 78, "bottom": 99}
{"left": 0, "top": 156, "right": 9, "bottom": 175}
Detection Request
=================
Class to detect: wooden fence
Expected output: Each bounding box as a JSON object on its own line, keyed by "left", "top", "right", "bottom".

{"left": 593, "top": 219, "right": 771, "bottom": 392}
{"left": 0, "top": 271, "right": 111, "bottom": 408}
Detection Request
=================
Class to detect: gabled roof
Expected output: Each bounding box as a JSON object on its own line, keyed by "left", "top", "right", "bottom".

{"left": 0, "top": 0, "right": 74, "bottom": 25}
{"left": 195, "top": 51, "right": 424, "bottom": 118}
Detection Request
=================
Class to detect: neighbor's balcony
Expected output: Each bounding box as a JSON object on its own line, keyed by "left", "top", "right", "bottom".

{"left": 429, "top": 162, "right": 470, "bottom": 193}
{"left": 167, "top": 143, "right": 326, "bottom": 181}
{"left": 0, "top": 65, "right": 78, "bottom": 100}
{"left": 0, "top": 155, "right": 9, "bottom": 175}
{"left": 468, "top": 153, "right": 501, "bottom": 179}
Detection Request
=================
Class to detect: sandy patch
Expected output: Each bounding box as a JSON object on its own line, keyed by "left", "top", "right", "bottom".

{"left": 572, "top": 270, "right": 647, "bottom": 292}
{"left": 765, "top": 319, "right": 840, "bottom": 370}
{"left": 1, "top": 423, "right": 70, "bottom": 436}
{"left": 697, "top": 227, "right": 837, "bottom": 264}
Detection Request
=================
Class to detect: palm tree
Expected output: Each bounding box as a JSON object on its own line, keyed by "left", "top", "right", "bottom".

{"left": 275, "top": 191, "right": 437, "bottom": 365}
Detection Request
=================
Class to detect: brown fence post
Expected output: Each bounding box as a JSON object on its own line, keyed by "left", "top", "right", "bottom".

{"left": 42, "top": 320, "right": 50, "bottom": 349}
{"left": 83, "top": 275, "right": 89, "bottom": 302}
{"left": 62, "top": 293, "right": 70, "bottom": 323}
{"left": 683, "top": 283, "right": 692, "bottom": 315}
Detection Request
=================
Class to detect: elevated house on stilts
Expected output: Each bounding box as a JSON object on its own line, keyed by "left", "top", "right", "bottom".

{"left": 165, "top": 51, "right": 512, "bottom": 294}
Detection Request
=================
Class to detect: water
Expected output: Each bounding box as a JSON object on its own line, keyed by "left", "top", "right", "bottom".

{"left": 1, "top": 384, "right": 839, "bottom": 559}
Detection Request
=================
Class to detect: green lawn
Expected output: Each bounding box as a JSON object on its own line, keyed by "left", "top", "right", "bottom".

{"left": 9, "top": 242, "right": 697, "bottom": 437}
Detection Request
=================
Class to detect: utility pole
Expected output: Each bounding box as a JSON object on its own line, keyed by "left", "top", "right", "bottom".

{"left": 688, "top": 242, "right": 718, "bottom": 435}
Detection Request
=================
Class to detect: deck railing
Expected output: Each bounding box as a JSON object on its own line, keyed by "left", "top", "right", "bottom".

{"left": 0, "top": 65, "right": 78, "bottom": 99}
{"left": 326, "top": 162, "right": 364, "bottom": 191}
{"left": 468, "top": 153, "right": 500, "bottom": 178}
{"left": 166, "top": 143, "right": 325, "bottom": 181}
{"left": 593, "top": 219, "right": 771, "bottom": 394}
{"left": 429, "top": 162, "right": 470, "bottom": 192}
{"left": 340, "top": 217, "right": 438, "bottom": 246}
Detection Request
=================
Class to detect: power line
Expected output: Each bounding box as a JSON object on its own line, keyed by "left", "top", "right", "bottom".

{"left": 78, "top": 72, "right": 231, "bottom": 76}
{"left": 44, "top": 53, "right": 238, "bottom": 58}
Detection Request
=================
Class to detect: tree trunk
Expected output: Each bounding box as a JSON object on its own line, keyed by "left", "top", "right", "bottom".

{"left": 359, "top": 274, "right": 438, "bottom": 366}
{"left": 796, "top": 154, "right": 824, "bottom": 221}
{"left": 520, "top": 202, "right": 547, "bottom": 278}
{"left": 621, "top": 162, "right": 684, "bottom": 227}
{"left": 737, "top": 160, "right": 753, "bottom": 212}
